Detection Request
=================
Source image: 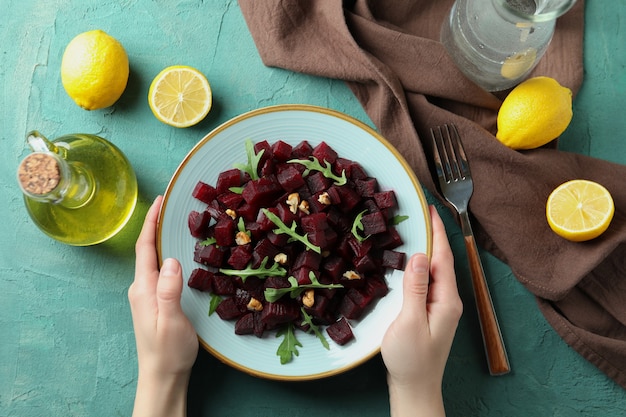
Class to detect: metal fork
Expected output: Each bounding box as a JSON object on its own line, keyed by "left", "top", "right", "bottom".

{"left": 431, "top": 124, "right": 510, "bottom": 376}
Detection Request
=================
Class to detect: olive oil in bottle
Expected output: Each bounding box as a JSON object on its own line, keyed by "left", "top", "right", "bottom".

{"left": 17, "top": 131, "right": 138, "bottom": 246}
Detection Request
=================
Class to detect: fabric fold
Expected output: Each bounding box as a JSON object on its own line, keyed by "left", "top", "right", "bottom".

{"left": 238, "top": 0, "right": 626, "bottom": 389}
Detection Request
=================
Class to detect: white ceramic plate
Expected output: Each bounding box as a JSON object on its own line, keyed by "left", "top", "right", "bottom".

{"left": 158, "top": 104, "right": 431, "bottom": 380}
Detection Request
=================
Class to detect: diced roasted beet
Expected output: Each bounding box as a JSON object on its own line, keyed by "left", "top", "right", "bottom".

{"left": 227, "top": 245, "right": 253, "bottom": 270}
{"left": 291, "top": 140, "right": 313, "bottom": 159}
{"left": 212, "top": 274, "right": 236, "bottom": 296}
{"left": 241, "top": 276, "right": 265, "bottom": 300}
{"left": 293, "top": 250, "right": 322, "bottom": 271}
{"left": 192, "top": 181, "right": 218, "bottom": 204}
{"left": 216, "top": 168, "right": 242, "bottom": 194}
{"left": 307, "top": 230, "right": 327, "bottom": 249}
{"left": 335, "top": 185, "right": 361, "bottom": 213}
{"left": 260, "top": 300, "right": 301, "bottom": 327}
{"left": 292, "top": 267, "right": 314, "bottom": 285}
{"left": 338, "top": 293, "right": 364, "bottom": 320}
{"left": 348, "top": 234, "right": 373, "bottom": 258}
{"left": 354, "top": 254, "right": 378, "bottom": 273}
{"left": 322, "top": 255, "right": 346, "bottom": 281}
{"left": 234, "top": 288, "right": 252, "bottom": 312}
{"left": 355, "top": 178, "right": 378, "bottom": 198}
{"left": 335, "top": 235, "right": 353, "bottom": 259}
{"left": 253, "top": 312, "right": 266, "bottom": 337}
{"left": 257, "top": 207, "right": 279, "bottom": 231}
{"left": 326, "top": 317, "right": 354, "bottom": 345}
{"left": 205, "top": 200, "right": 226, "bottom": 221}
{"left": 266, "top": 230, "right": 289, "bottom": 248}
{"left": 348, "top": 162, "right": 368, "bottom": 180}
{"left": 264, "top": 275, "right": 291, "bottom": 290}
{"left": 374, "top": 226, "right": 404, "bottom": 250}
{"left": 365, "top": 275, "right": 389, "bottom": 298}
{"left": 361, "top": 211, "right": 387, "bottom": 235}
{"left": 301, "top": 212, "right": 329, "bottom": 233}
{"left": 245, "top": 221, "right": 264, "bottom": 240}
{"left": 260, "top": 157, "right": 275, "bottom": 177}
{"left": 253, "top": 238, "right": 280, "bottom": 264}
{"left": 348, "top": 286, "right": 375, "bottom": 311}
{"left": 234, "top": 312, "right": 255, "bottom": 335}
{"left": 303, "top": 293, "right": 330, "bottom": 321}
{"left": 217, "top": 191, "right": 244, "bottom": 209}
{"left": 276, "top": 202, "right": 299, "bottom": 226}
{"left": 254, "top": 140, "right": 273, "bottom": 167}
{"left": 381, "top": 250, "right": 406, "bottom": 270}
{"left": 305, "top": 171, "right": 332, "bottom": 194}
{"left": 242, "top": 177, "right": 283, "bottom": 207}
{"left": 271, "top": 140, "right": 293, "bottom": 162}
{"left": 188, "top": 210, "right": 212, "bottom": 238}
{"left": 237, "top": 203, "right": 258, "bottom": 222}
{"left": 325, "top": 207, "right": 351, "bottom": 233}
{"left": 194, "top": 242, "right": 226, "bottom": 267}
{"left": 362, "top": 199, "right": 380, "bottom": 214}
{"left": 374, "top": 190, "right": 397, "bottom": 210}
{"left": 276, "top": 164, "right": 305, "bottom": 192}
{"left": 216, "top": 297, "right": 244, "bottom": 320}
{"left": 312, "top": 141, "right": 338, "bottom": 165}
{"left": 214, "top": 217, "right": 236, "bottom": 246}
{"left": 188, "top": 268, "right": 213, "bottom": 292}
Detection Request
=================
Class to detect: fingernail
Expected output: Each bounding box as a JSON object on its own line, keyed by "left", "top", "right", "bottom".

{"left": 411, "top": 253, "right": 428, "bottom": 274}
{"left": 161, "top": 258, "right": 180, "bottom": 275}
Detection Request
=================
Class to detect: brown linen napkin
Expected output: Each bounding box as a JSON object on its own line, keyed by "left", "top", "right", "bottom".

{"left": 238, "top": 0, "right": 626, "bottom": 388}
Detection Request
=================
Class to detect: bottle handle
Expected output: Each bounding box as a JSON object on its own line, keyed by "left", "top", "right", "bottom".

{"left": 27, "top": 130, "right": 59, "bottom": 154}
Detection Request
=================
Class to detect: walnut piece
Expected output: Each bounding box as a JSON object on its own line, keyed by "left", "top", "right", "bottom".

{"left": 343, "top": 270, "right": 361, "bottom": 280}
{"left": 317, "top": 191, "right": 331, "bottom": 205}
{"left": 235, "top": 231, "right": 251, "bottom": 245}
{"left": 247, "top": 297, "right": 263, "bottom": 312}
{"left": 302, "top": 289, "right": 315, "bottom": 308}
{"left": 225, "top": 208, "right": 237, "bottom": 219}
{"left": 274, "top": 253, "right": 288, "bottom": 265}
{"left": 286, "top": 192, "right": 300, "bottom": 214}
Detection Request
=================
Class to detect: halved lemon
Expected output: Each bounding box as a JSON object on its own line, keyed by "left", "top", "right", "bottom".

{"left": 148, "top": 65, "right": 212, "bottom": 128}
{"left": 546, "top": 179, "right": 614, "bottom": 242}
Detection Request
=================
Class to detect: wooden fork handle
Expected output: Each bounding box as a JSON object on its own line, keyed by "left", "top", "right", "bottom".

{"left": 460, "top": 214, "right": 511, "bottom": 376}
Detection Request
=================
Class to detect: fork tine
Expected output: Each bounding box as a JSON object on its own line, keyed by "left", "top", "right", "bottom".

{"left": 446, "top": 124, "right": 470, "bottom": 180}
{"left": 430, "top": 127, "right": 446, "bottom": 182}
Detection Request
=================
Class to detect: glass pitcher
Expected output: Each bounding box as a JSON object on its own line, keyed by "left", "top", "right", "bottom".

{"left": 17, "top": 131, "right": 138, "bottom": 246}
{"left": 441, "top": 0, "right": 577, "bottom": 91}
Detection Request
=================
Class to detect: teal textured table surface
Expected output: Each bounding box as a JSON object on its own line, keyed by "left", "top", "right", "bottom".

{"left": 2, "top": 1, "right": 625, "bottom": 416}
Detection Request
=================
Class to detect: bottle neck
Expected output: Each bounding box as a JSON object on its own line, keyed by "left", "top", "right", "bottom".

{"left": 18, "top": 152, "right": 95, "bottom": 209}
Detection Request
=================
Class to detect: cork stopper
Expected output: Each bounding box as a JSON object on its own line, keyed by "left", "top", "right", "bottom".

{"left": 18, "top": 153, "right": 61, "bottom": 195}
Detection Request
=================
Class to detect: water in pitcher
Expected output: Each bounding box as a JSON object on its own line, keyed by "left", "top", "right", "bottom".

{"left": 441, "top": 0, "right": 577, "bottom": 91}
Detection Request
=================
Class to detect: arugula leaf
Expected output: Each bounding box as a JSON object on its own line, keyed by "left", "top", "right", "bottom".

{"left": 391, "top": 214, "right": 409, "bottom": 225}
{"left": 264, "top": 272, "right": 343, "bottom": 303}
{"left": 233, "top": 139, "right": 264, "bottom": 181}
{"left": 276, "top": 324, "right": 302, "bottom": 364}
{"left": 351, "top": 209, "right": 370, "bottom": 243}
{"left": 301, "top": 308, "right": 330, "bottom": 350}
{"left": 208, "top": 294, "right": 222, "bottom": 316}
{"left": 200, "top": 237, "right": 217, "bottom": 247}
{"left": 229, "top": 186, "right": 244, "bottom": 194}
{"left": 219, "top": 256, "right": 286, "bottom": 282}
{"left": 288, "top": 156, "right": 347, "bottom": 186}
{"left": 261, "top": 209, "right": 321, "bottom": 254}
{"left": 237, "top": 217, "right": 250, "bottom": 237}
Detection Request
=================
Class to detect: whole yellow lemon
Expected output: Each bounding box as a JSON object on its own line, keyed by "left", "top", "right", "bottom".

{"left": 496, "top": 76, "right": 573, "bottom": 150}
{"left": 61, "top": 30, "right": 129, "bottom": 110}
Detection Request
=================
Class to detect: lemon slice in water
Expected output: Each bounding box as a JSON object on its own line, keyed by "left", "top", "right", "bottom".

{"left": 148, "top": 65, "right": 212, "bottom": 128}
